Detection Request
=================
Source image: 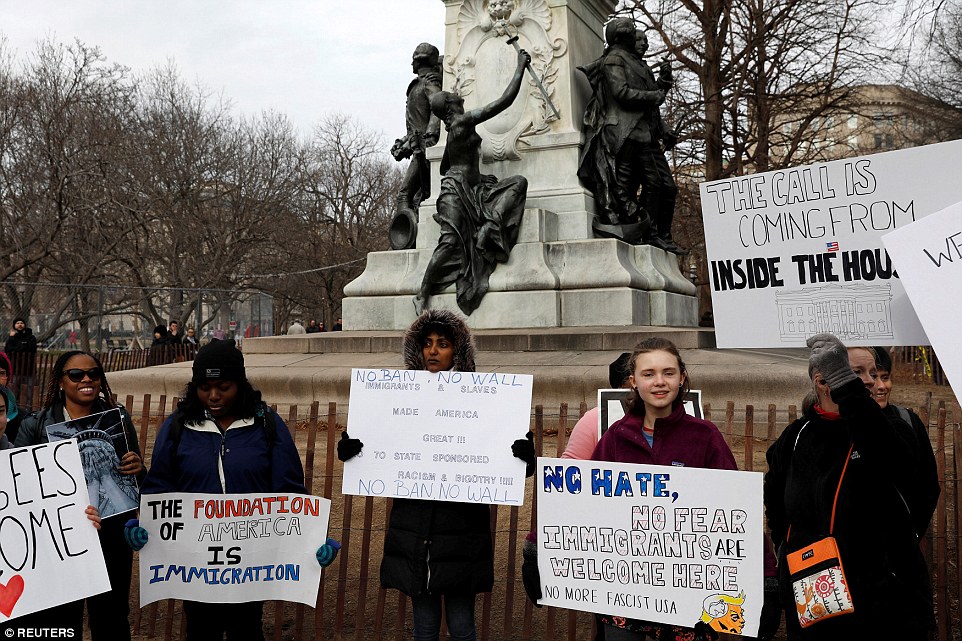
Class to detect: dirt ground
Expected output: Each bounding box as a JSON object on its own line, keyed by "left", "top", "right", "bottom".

{"left": 114, "top": 377, "right": 959, "bottom": 640}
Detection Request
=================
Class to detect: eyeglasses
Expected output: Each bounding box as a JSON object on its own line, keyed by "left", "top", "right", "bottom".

{"left": 63, "top": 367, "right": 104, "bottom": 383}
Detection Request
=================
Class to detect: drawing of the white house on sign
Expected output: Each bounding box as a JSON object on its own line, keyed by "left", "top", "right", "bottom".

{"left": 775, "top": 283, "right": 894, "bottom": 342}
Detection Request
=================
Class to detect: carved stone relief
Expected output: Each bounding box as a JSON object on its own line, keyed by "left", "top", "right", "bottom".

{"left": 447, "top": 0, "right": 567, "bottom": 162}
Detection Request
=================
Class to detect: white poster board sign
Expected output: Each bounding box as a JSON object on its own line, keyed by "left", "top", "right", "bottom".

{"left": 138, "top": 492, "right": 331, "bottom": 606}
{"left": 700, "top": 140, "right": 962, "bottom": 348}
{"left": 536, "top": 457, "right": 764, "bottom": 637}
{"left": 0, "top": 441, "right": 110, "bottom": 622}
{"left": 882, "top": 201, "right": 962, "bottom": 391}
{"left": 342, "top": 368, "right": 533, "bottom": 505}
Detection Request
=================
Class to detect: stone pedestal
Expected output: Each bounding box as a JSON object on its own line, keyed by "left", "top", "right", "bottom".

{"left": 343, "top": 209, "right": 696, "bottom": 330}
{"left": 342, "top": 0, "right": 697, "bottom": 330}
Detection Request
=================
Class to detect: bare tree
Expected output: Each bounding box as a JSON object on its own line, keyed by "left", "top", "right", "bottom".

{"left": 265, "top": 114, "right": 399, "bottom": 327}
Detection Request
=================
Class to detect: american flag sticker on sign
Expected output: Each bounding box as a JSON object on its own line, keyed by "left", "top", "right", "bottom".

{"left": 826, "top": 241, "right": 839, "bottom": 252}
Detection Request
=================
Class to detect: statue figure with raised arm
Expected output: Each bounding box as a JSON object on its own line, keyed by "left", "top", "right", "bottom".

{"left": 413, "top": 49, "right": 531, "bottom": 315}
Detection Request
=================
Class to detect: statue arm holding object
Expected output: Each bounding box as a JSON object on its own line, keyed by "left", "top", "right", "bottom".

{"left": 467, "top": 49, "right": 531, "bottom": 125}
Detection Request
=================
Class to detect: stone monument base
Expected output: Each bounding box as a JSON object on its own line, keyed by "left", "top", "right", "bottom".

{"left": 343, "top": 208, "right": 697, "bottom": 330}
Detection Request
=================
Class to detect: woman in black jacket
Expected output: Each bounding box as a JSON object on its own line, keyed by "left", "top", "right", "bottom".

{"left": 339, "top": 309, "right": 534, "bottom": 641}
{"left": 15, "top": 351, "right": 145, "bottom": 641}
{"left": 764, "top": 335, "right": 935, "bottom": 640}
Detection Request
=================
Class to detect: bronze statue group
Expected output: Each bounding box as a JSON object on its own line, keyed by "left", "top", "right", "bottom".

{"left": 397, "top": 17, "right": 688, "bottom": 318}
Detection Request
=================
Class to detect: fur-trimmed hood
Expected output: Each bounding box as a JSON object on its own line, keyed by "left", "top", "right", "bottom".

{"left": 402, "top": 309, "right": 476, "bottom": 372}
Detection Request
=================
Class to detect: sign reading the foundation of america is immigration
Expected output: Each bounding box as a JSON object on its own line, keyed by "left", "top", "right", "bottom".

{"left": 699, "top": 139, "right": 962, "bottom": 348}
{"left": 535, "top": 457, "right": 764, "bottom": 637}
{"left": 138, "top": 492, "right": 331, "bottom": 606}
{"left": 342, "top": 368, "right": 533, "bottom": 505}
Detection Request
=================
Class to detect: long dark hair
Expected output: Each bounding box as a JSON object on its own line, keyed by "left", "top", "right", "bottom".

{"left": 625, "top": 337, "right": 691, "bottom": 414}
{"left": 42, "top": 351, "right": 117, "bottom": 411}
{"left": 175, "top": 379, "right": 264, "bottom": 424}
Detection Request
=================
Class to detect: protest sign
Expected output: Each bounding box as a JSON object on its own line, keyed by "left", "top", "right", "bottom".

{"left": 598, "top": 390, "right": 703, "bottom": 439}
{"left": 46, "top": 408, "right": 139, "bottom": 519}
{"left": 139, "top": 492, "right": 331, "bottom": 606}
{"left": 882, "top": 200, "right": 962, "bottom": 390}
{"left": 0, "top": 440, "right": 110, "bottom": 621}
{"left": 536, "top": 457, "right": 763, "bottom": 637}
{"left": 342, "top": 368, "right": 533, "bottom": 505}
{"left": 699, "top": 139, "right": 962, "bottom": 348}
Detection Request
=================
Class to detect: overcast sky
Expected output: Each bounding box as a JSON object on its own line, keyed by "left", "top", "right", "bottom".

{"left": 0, "top": 0, "right": 446, "bottom": 146}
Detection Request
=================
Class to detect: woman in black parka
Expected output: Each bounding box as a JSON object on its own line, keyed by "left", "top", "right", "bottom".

{"left": 339, "top": 309, "right": 534, "bottom": 641}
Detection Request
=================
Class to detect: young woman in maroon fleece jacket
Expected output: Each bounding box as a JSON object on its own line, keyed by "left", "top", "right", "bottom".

{"left": 590, "top": 337, "right": 778, "bottom": 641}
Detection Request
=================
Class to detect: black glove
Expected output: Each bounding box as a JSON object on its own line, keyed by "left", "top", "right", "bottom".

{"left": 757, "top": 577, "right": 781, "bottom": 641}
{"left": 337, "top": 431, "right": 363, "bottom": 462}
{"left": 511, "top": 431, "right": 536, "bottom": 477}
{"left": 807, "top": 333, "right": 856, "bottom": 390}
{"left": 693, "top": 621, "right": 718, "bottom": 641}
{"left": 521, "top": 539, "right": 542, "bottom": 607}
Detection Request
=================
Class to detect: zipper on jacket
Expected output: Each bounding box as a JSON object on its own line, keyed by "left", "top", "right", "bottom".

{"left": 218, "top": 432, "right": 227, "bottom": 492}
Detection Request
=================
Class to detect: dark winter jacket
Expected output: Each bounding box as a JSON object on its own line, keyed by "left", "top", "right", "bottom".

{"left": 764, "top": 379, "right": 935, "bottom": 639}
{"left": 141, "top": 407, "right": 305, "bottom": 495}
{"left": 380, "top": 309, "right": 494, "bottom": 597}
{"left": 16, "top": 400, "right": 144, "bottom": 468}
{"left": 4, "top": 328, "right": 37, "bottom": 376}
{"left": 881, "top": 403, "right": 940, "bottom": 537}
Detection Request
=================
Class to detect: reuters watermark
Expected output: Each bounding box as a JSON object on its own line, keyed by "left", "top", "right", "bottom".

{"left": 4, "top": 628, "right": 76, "bottom": 638}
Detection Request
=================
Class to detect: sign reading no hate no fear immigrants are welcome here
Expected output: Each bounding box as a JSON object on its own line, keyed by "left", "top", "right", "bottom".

{"left": 342, "top": 368, "right": 533, "bottom": 505}
{"left": 699, "top": 139, "right": 962, "bottom": 348}
{"left": 536, "top": 458, "right": 764, "bottom": 637}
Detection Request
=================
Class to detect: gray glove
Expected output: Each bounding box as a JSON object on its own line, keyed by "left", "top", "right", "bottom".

{"left": 807, "top": 333, "right": 856, "bottom": 390}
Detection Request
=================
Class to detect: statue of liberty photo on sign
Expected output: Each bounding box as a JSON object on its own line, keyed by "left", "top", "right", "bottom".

{"left": 46, "top": 408, "right": 139, "bottom": 518}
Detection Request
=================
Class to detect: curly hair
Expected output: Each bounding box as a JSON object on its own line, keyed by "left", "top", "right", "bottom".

{"left": 176, "top": 378, "right": 264, "bottom": 424}
{"left": 41, "top": 351, "right": 117, "bottom": 410}
{"left": 625, "top": 337, "right": 691, "bottom": 414}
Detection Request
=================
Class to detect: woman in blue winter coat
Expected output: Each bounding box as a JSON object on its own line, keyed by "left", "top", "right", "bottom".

{"left": 134, "top": 339, "right": 338, "bottom": 641}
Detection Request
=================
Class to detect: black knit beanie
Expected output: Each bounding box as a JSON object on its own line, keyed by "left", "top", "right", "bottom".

{"left": 192, "top": 339, "right": 246, "bottom": 385}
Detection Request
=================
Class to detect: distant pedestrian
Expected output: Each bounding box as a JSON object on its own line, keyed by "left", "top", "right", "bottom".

{"left": 4, "top": 317, "right": 38, "bottom": 405}
{"left": 287, "top": 320, "right": 306, "bottom": 335}
{"left": 168, "top": 320, "right": 184, "bottom": 344}
{"left": 306, "top": 319, "right": 321, "bottom": 334}
{"left": 333, "top": 317, "right": 343, "bottom": 331}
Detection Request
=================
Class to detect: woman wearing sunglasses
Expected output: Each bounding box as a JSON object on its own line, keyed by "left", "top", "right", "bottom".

{"left": 15, "top": 351, "right": 146, "bottom": 641}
